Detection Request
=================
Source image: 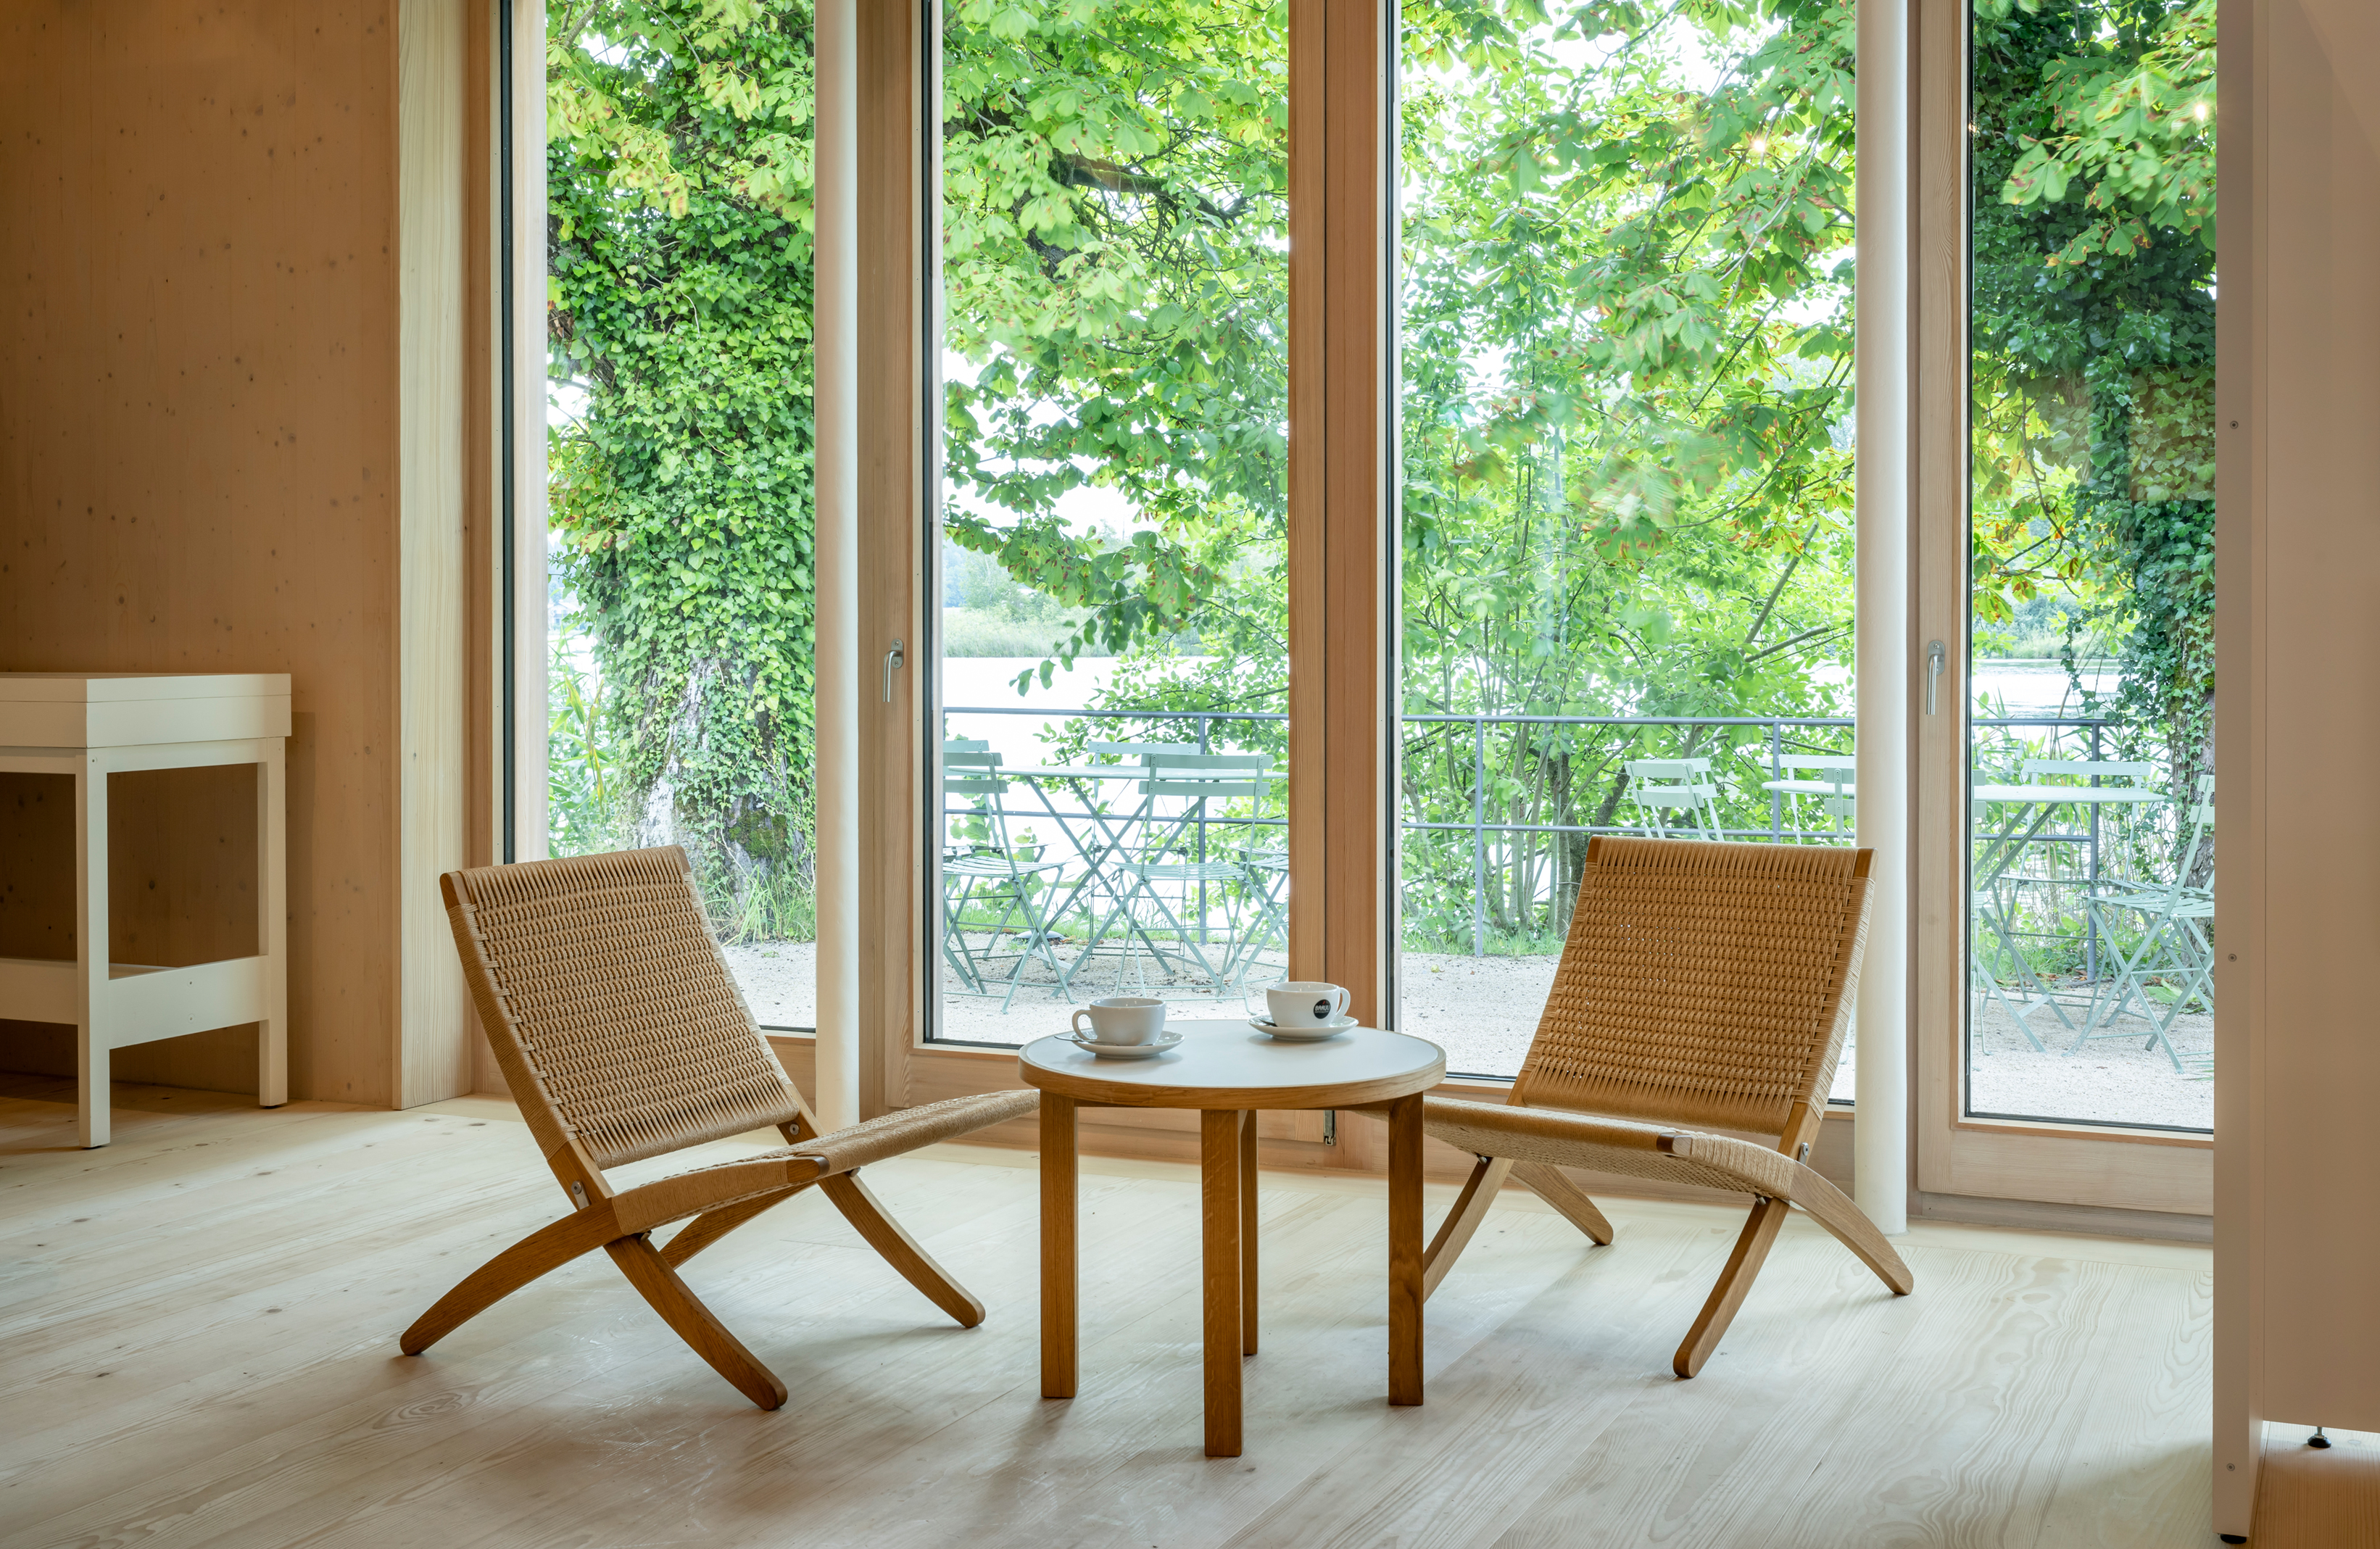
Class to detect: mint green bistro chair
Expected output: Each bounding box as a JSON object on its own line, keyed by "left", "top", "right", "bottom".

{"left": 942, "top": 747, "right": 1075, "bottom": 1010}
{"left": 1079, "top": 751, "right": 1280, "bottom": 994}
{"left": 1625, "top": 757, "right": 1724, "bottom": 840}
{"left": 1970, "top": 757, "right": 2162, "bottom": 1052}
{"left": 2076, "top": 776, "right": 2213, "bottom": 1071}
{"left": 1749, "top": 752, "right": 1857, "bottom": 843}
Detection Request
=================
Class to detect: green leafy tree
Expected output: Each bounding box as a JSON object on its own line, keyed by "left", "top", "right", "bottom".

{"left": 543, "top": 0, "right": 2216, "bottom": 950}
{"left": 937, "top": 0, "right": 1292, "bottom": 714}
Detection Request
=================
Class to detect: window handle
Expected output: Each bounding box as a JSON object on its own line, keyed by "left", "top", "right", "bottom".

{"left": 1925, "top": 639, "right": 1946, "bottom": 715}
{"left": 884, "top": 639, "right": 905, "bottom": 702}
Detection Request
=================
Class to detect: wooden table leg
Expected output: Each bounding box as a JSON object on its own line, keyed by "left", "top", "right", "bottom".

{"left": 1201, "top": 1108, "right": 1244, "bottom": 1457}
{"left": 1388, "top": 1092, "right": 1424, "bottom": 1405}
{"left": 75, "top": 759, "right": 109, "bottom": 1150}
{"left": 1042, "top": 1094, "right": 1078, "bottom": 1399}
{"left": 1240, "top": 1106, "right": 1258, "bottom": 1356}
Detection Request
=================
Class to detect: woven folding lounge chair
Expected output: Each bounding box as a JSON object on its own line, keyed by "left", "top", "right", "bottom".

{"left": 402, "top": 846, "right": 1037, "bottom": 1408}
{"left": 1422, "top": 836, "right": 1913, "bottom": 1378}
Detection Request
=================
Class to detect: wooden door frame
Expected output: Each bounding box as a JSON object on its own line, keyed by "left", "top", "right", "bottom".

{"left": 1910, "top": 0, "right": 2210, "bottom": 1218}
{"left": 857, "top": 0, "right": 927, "bottom": 1118}
{"left": 882, "top": 0, "right": 1397, "bottom": 1078}
{"left": 1286, "top": 0, "right": 1396, "bottom": 1029}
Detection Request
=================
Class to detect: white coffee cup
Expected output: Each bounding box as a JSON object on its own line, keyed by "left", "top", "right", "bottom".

{"left": 1071, "top": 997, "right": 1167, "bottom": 1046}
{"left": 1253, "top": 980, "right": 1349, "bottom": 1029}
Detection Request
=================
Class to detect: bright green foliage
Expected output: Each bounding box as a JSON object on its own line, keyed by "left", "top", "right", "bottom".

{"left": 543, "top": 0, "right": 2216, "bottom": 950}
{"left": 1973, "top": 0, "right": 2215, "bottom": 808}
{"left": 546, "top": 0, "right": 820, "bottom": 933}
{"left": 939, "top": 0, "right": 1291, "bottom": 707}
{"left": 1389, "top": 0, "right": 1861, "bottom": 946}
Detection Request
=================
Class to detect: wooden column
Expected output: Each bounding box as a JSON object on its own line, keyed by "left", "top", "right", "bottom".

{"left": 856, "top": 0, "right": 924, "bottom": 1118}
{"left": 1287, "top": 0, "right": 1393, "bottom": 1029}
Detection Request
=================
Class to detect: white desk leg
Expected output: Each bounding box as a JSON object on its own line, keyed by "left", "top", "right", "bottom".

{"left": 75, "top": 757, "right": 109, "bottom": 1149}
{"left": 255, "top": 740, "right": 288, "bottom": 1108}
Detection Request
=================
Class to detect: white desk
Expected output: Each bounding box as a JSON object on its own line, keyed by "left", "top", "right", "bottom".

{"left": 0, "top": 673, "right": 289, "bottom": 1147}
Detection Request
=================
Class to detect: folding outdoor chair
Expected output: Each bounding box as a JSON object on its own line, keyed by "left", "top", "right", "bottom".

{"left": 942, "top": 747, "right": 1077, "bottom": 1008}
{"left": 1973, "top": 757, "right": 2163, "bottom": 1045}
{"left": 1625, "top": 757, "right": 1725, "bottom": 839}
{"left": 1420, "top": 836, "right": 1912, "bottom": 1378}
{"left": 405, "top": 847, "right": 1037, "bottom": 1408}
{"left": 1747, "top": 752, "right": 1857, "bottom": 842}
{"left": 2077, "top": 776, "right": 2214, "bottom": 1070}
{"left": 1090, "top": 751, "right": 1279, "bottom": 993}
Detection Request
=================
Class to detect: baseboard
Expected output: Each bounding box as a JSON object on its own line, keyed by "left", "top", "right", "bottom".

{"left": 1913, "top": 1188, "right": 2213, "bottom": 1243}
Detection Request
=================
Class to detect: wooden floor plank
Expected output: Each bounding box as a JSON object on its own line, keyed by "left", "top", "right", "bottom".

{"left": 0, "top": 1090, "right": 2228, "bottom": 1549}
{"left": 1480, "top": 1245, "right": 2209, "bottom": 1549}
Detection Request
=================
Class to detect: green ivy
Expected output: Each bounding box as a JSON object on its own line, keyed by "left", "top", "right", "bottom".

{"left": 547, "top": 0, "right": 820, "bottom": 932}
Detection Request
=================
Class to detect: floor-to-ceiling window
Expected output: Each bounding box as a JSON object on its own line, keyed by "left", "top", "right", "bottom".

{"left": 540, "top": 2, "right": 821, "bottom": 1031}
{"left": 1393, "top": 0, "right": 1859, "bottom": 1081}
{"left": 1964, "top": 0, "right": 2213, "bottom": 1131}
{"left": 930, "top": 0, "right": 1291, "bottom": 1045}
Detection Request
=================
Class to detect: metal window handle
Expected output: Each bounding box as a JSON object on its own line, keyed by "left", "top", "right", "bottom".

{"left": 884, "top": 639, "right": 905, "bottom": 702}
{"left": 1925, "top": 639, "right": 1946, "bottom": 715}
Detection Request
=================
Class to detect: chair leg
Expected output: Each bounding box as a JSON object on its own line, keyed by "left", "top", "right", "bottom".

{"left": 401, "top": 1206, "right": 625, "bottom": 1355}
{"left": 1510, "top": 1160, "right": 1616, "bottom": 1247}
{"left": 1673, "top": 1195, "right": 1790, "bottom": 1379}
{"left": 605, "top": 1234, "right": 789, "bottom": 1410}
{"left": 1422, "top": 1155, "right": 1512, "bottom": 1300}
{"left": 661, "top": 1183, "right": 813, "bottom": 1268}
{"left": 1784, "top": 1166, "right": 1915, "bottom": 1296}
{"left": 821, "top": 1172, "right": 987, "bottom": 1328}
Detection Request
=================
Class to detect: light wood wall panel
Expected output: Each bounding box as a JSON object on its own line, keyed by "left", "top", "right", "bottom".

{"left": 0, "top": 0, "right": 405, "bottom": 1105}
{"left": 2250, "top": 0, "right": 2380, "bottom": 1432}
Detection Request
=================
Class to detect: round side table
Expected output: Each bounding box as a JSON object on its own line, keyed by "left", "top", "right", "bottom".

{"left": 1020, "top": 1019, "right": 1447, "bottom": 1457}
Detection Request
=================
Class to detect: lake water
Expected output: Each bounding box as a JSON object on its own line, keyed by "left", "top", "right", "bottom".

{"left": 938, "top": 654, "right": 2122, "bottom": 756}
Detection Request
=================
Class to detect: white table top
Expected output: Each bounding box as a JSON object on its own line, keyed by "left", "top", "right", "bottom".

{"left": 0, "top": 672, "right": 290, "bottom": 749}
{"left": 0, "top": 672, "right": 289, "bottom": 702}
{"left": 1019, "top": 1021, "right": 1445, "bottom": 1109}
{"left": 1970, "top": 784, "right": 2164, "bottom": 805}
{"left": 1003, "top": 765, "right": 1153, "bottom": 780}
{"left": 1762, "top": 778, "right": 1854, "bottom": 796}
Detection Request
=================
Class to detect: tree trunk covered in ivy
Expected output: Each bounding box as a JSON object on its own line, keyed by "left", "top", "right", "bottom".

{"left": 546, "top": 0, "right": 820, "bottom": 939}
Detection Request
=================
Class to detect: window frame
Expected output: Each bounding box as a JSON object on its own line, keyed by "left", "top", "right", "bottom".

{"left": 1910, "top": 0, "right": 2211, "bottom": 1217}
{"left": 497, "top": 0, "right": 2213, "bottom": 1215}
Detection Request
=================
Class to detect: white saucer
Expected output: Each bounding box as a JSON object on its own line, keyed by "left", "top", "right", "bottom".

{"left": 1250, "top": 1015, "right": 1358, "bottom": 1042}
{"left": 1063, "top": 1029, "right": 1184, "bottom": 1060}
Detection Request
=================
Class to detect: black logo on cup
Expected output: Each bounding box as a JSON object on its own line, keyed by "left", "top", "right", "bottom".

{"left": 1313, "top": 999, "right": 1332, "bottom": 1021}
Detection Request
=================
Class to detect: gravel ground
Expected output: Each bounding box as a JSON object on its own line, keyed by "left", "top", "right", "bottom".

{"left": 718, "top": 939, "right": 2210, "bottom": 1130}
{"left": 1969, "top": 992, "right": 2212, "bottom": 1129}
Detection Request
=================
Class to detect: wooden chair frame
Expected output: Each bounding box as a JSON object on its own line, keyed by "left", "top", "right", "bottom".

{"left": 1420, "top": 836, "right": 1914, "bottom": 1378}
{"left": 404, "top": 847, "right": 1037, "bottom": 1408}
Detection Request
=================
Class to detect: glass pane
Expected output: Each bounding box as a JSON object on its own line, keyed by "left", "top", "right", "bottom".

{"left": 1396, "top": 0, "right": 1859, "bottom": 1081}
{"left": 934, "top": 0, "right": 1290, "bottom": 1044}
{"left": 1966, "top": 0, "right": 2215, "bottom": 1129}
{"left": 544, "top": 4, "right": 819, "bottom": 1030}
